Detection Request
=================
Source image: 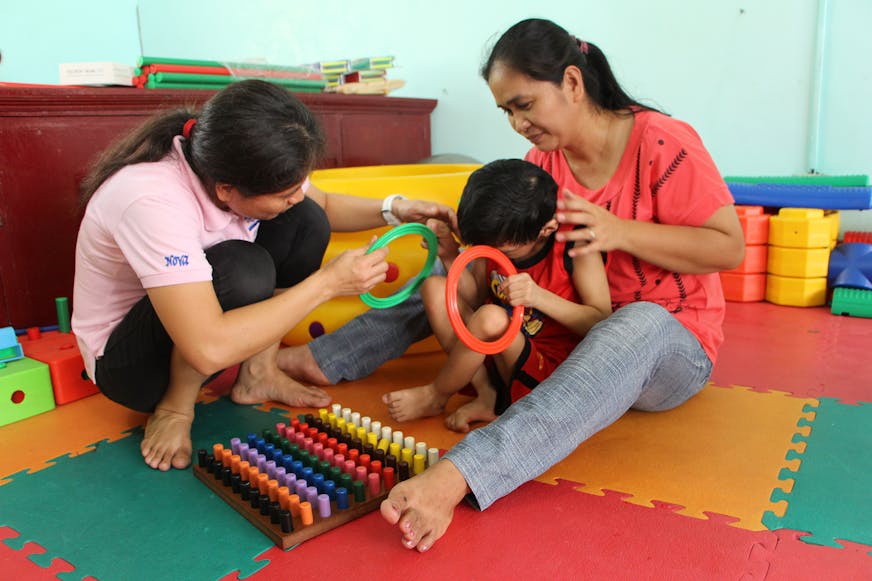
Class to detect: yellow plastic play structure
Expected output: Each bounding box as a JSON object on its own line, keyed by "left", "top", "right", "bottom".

{"left": 282, "top": 164, "right": 480, "bottom": 354}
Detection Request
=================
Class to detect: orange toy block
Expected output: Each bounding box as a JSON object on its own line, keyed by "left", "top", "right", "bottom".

{"left": 735, "top": 205, "right": 771, "bottom": 245}
{"left": 726, "top": 244, "right": 768, "bottom": 274}
{"left": 720, "top": 272, "right": 766, "bottom": 302}
{"left": 18, "top": 329, "right": 98, "bottom": 405}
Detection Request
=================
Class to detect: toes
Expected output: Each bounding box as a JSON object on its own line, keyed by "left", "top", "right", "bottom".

{"left": 380, "top": 499, "right": 401, "bottom": 525}
{"left": 417, "top": 530, "right": 440, "bottom": 552}
{"left": 172, "top": 450, "right": 192, "bottom": 470}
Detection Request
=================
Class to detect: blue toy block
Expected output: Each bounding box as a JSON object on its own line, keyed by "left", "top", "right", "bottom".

{"left": 0, "top": 327, "right": 24, "bottom": 364}
{"left": 727, "top": 182, "right": 872, "bottom": 210}
{"left": 827, "top": 243, "right": 872, "bottom": 290}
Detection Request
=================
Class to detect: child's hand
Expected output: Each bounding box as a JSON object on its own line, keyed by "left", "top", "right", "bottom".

{"left": 321, "top": 236, "right": 389, "bottom": 297}
{"left": 500, "top": 273, "right": 540, "bottom": 308}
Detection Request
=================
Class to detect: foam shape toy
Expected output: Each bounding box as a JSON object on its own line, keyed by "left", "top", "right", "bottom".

{"left": 725, "top": 244, "right": 767, "bottom": 274}
{"left": 0, "top": 357, "right": 54, "bottom": 427}
{"left": 735, "top": 205, "right": 770, "bottom": 245}
{"left": 831, "top": 287, "right": 872, "bottom": 318}
{"left": 724, "top": 174, "right": 869, "bottom": 187}
{"left": 767, "top": 246, "right": 831, "bottom": 278}
{"left": 18, "top": 329, "right": 98, "bottom": 405}
{"left": 0, "top": 327, "right": 24, "bottom": 364}
{"left": 825, "top": 210, "right": 840, "bottom": 243}
{"left": 720, "top": 272, "right": 766, "bottom": 302}
{"left": 727, "top": 182, "right": 872, "bottom": 210}
{"left": 769, "top": 208, "right": 834, "bottom": 249}
{"left": 765, "top": 274, "right": 827, "bottom": 307}
{"left": 843, "top": 231, "right": 872, "bottom": 244}
{"left": 282, "top": 164, "right": 480, "bottom": 352}
{"left": 827, "top": 243, "right": 872, "bottom": 290}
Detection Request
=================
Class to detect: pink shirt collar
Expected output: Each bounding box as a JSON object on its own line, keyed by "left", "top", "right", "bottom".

{"left": 171, "top": 135, "right": 255, "bottom": 233}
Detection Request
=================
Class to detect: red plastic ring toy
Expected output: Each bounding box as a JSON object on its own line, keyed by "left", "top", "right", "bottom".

{"left": 445, "top": 245, "right": 524, "bottom": 355}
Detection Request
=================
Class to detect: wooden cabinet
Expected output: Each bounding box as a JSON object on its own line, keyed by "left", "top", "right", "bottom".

{"left": 0, "top": 87, "right": 436, "bottom": 328}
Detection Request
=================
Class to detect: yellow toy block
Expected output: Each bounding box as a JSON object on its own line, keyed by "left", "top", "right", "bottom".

{"left": 768, "top": 208, "right": 833, "bottom": 249}
{"left": 767, "top": 246, "right": 831, "bottom": 278}
{"left": 825, "top": 210, "right": 840, "bottom": 244}
{"left": 765, "top": 274, "right": 827, "bottom": 307}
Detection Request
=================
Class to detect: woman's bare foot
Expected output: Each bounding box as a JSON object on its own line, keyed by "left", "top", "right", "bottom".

{"left": 231, "top": 359, "right": 331, "bottom": 408}
{"left": 382, "top": 384, "right": 449, "bottom": 422}
{"left": 380, "top": 459, "right": 470, "bottom": 552}
{"left": 276, "top": 345, "right": 331, "bottom": 386}
{"left": 141, "top": 407, "right": 194, "bottom": 471}
{"left": 444, "top": 391, "right": 497, "bottom": 433}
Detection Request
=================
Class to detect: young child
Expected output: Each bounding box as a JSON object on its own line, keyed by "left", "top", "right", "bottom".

{"left": 382, "top": 159, "right": 612, "bottom": 431}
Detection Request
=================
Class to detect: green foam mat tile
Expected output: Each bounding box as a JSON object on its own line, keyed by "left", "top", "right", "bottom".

{"left": 762, "top": 399, "right": 872, "bottom": 548}
{"left": 0, "top": 398, "right": 294, "bottom": 580}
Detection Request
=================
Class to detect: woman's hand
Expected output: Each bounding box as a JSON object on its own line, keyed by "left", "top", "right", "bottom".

{"left": 320, "top": 236, "right": 390, "bottom": 297}
{"left": 394, "top": 198, "right": 458, "bottom": 232}
{"left": 555, "top": 190, "right": 625, "bottom": 256}
{"left": 425, "top": 218, "right": 461, "bottom": 269}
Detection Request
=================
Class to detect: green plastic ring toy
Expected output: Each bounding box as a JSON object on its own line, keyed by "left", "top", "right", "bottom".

{"left": 360, "top": 223, "right": 439, "bottom": 309}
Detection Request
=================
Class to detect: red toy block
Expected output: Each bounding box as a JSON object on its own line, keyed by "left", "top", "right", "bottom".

{"left": 725, "top": 244, "right": 768, "bottom": 274}
{"left": 720, "top": 272, "right": 766, "bottom": 302}
{"left": 18, "top": 329, "right": 97, "bottom": 405}
{"left": 843, "top": 231, "right": 872, "bottom": 244}
{"left": 736, "top": 205, "right": 771, "bottom": 245}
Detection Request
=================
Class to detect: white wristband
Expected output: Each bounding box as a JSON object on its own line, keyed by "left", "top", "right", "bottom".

{"left": 381, "top": 194, "right": 406, "bottom": 226}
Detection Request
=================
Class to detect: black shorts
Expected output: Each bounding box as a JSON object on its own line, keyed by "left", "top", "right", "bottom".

{"left": 94, "top": 197, "right": 329, "bottom": 412}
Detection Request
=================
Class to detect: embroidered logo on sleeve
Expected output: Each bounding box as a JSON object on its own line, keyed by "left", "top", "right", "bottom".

{"left": 164, "top": 254, "right": 190, "bottom": 267}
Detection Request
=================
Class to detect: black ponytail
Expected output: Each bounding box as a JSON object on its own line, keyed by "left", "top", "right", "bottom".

{"left": 80, "top": 80, "right": 325, "bottom": 206}
{"left": 481, "top": 18, "right": 658, "bottom": 114}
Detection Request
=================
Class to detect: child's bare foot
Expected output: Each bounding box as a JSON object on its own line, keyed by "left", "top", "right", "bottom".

{"left": 380, "top": 459, "right": 470, "bottom": 552}
{"left": 231, "top": 361, "right": 331, "bottom": 408}
{"left": 444, "top": 393, "right": 497, "bottom": 433}
{"left": 141, "top": 408, "right": 194, "bottom": 471}
{"left": 276, "top": 345, "right": 331, "bottom": 386}
{"left": 382, "top": 384, "right": 448, "bottom": 422}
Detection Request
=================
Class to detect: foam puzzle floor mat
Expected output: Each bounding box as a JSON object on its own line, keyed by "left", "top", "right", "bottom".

{"left": 1, "top": 302, "right": 869, "bottom": 579}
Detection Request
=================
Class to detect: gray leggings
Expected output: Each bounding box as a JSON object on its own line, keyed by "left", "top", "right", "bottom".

{"left": 310, "top": 293, "right": 711, "bottom": 510}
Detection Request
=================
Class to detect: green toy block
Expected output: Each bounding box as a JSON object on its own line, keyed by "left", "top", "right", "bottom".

{"left": 724, "top": 174, "right": 869, "bottom": 187}
{"left": 830, "top": 287, "right": 872, "bottom": 318}
{"left": 0, "top": 356, "right": 55, "bottom": 427}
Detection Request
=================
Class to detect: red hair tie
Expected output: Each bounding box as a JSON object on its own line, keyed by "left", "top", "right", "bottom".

{"left": 575, "top": 36, "right": 589, "bottom": 55}
{"left": 182, "top": 118, "right": 197, "bottom": 139}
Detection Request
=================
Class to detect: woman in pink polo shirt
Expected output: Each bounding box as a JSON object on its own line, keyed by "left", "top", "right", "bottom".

{"left": 72, "top": 80, "right": 454, "bottom": 472}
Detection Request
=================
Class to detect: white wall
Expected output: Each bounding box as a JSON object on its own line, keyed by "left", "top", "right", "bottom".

{"left": 2, "top": 0, "right": 870, "bottom": 226}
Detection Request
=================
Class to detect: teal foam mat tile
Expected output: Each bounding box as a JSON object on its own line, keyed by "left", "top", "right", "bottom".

{"left": 0, "top": 398, "right": 294, "bottom": 580}
{"left": 763, "top": 399, "right": 872, "bottom": 548}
